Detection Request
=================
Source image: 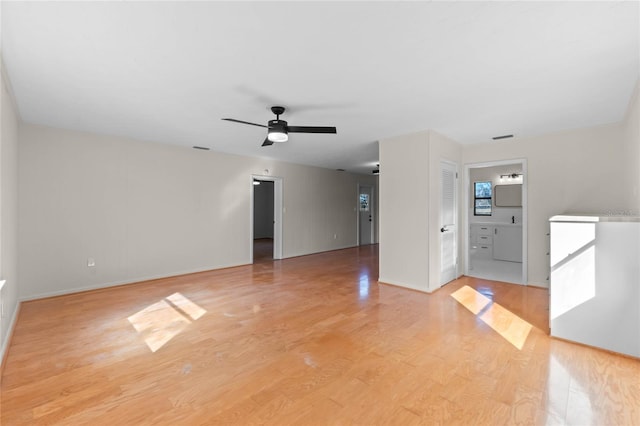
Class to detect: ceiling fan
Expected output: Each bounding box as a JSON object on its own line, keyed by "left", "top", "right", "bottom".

{"left": 222, "top": 106, "right": 337, "bottom": 146}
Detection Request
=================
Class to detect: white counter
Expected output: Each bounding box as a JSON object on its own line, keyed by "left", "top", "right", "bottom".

{"left": 549, "top": 215, "right": 640, "bottom": 357}
{"left": 549, "top": 214, "right": 640, "bottom": 223}
{"left": 471, "top": 221, "right": 522, "bottom": 227}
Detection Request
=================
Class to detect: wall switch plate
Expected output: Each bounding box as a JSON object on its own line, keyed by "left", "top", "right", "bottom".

{"left": 87, "top": 258, "right": 96, "bottom": 267}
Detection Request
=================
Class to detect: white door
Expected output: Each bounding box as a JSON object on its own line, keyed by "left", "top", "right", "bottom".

{"left": 359, "top": 185, "right": 373, "bottom": 245}
{"left": 440, "top": 161, "right": 457, "bottom": 285}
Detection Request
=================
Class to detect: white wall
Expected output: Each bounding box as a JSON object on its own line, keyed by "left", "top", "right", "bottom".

{"left": 253, "top": 181, "right": 274, "bottom": 239}
{"left": 379, "top": 130, "right": 462, "bottom": 293}
{"left": 463, "top": 122, "right": 632, "bottom": 287}
{"left": 18, "top": 124, "right": 378, "bottom": 300}
{"left": 0, "top": 58, "right": 20, "bottom": 365}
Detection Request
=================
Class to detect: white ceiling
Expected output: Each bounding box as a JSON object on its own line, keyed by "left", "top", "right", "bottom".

{"left": 2, "top": 2, "right": 638, "bottom": 175}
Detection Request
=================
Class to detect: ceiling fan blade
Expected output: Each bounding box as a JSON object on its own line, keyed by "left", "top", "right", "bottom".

{"left": 222, "top": 118, "right": 268, "bottom": 128}
{"left": 287, "top": 126, "right": 337, "bottom": 134}
{"left": 261, "top": 138, "right": 274, "bottom": 147}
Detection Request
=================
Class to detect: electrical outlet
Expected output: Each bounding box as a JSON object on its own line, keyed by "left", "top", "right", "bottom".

{"left": 333, "top": 234, "right": 337, "bottom": 239}
{"left": 87, "top": 258, "right": 96, "bottom": 267}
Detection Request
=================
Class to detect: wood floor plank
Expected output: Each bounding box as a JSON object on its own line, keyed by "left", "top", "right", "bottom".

{"left": 2, "top": 245, "right": 639, "bottom": 425}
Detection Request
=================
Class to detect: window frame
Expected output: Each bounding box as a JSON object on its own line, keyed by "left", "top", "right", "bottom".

{"left": 474, "top": 181, "right": 492, "bottom": 216}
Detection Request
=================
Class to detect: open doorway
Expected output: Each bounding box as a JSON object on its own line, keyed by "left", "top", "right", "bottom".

{"left": 464, "top": 160, "right": 528, "bottom": 285}
{"left": 358, "top": 184, "right": 374, "bottom": 245}
{"left": 251, "top": 175, "right": 283, "bottom": 263}
{"left": 253, "top": 179, "right": 274, "bottom": 262}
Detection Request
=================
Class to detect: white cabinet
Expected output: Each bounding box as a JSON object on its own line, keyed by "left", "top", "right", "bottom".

{"left": 493, "top": 225, "right": 522, "bottom": 262}
{"left": 476, "top": 225, "right": 492, "bottom": 236}
{"left": 470, "top": 224, "right": 493, "bottom": 259}
{"left": 471, "top": 223, "right": 522, "bottom": 262}
{"left": 549, "top": 215, "right": 640, "bottom": 358}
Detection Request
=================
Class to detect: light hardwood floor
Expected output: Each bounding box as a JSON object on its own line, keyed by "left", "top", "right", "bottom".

{"left": 2, "top": 245, "right": 638, "bottom": 425}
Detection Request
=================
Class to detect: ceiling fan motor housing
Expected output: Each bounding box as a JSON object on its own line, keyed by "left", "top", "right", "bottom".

{"left": 268, "top": 120, "right": 287, "bottom": 133}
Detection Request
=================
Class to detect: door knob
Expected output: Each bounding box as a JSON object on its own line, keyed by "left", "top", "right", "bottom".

{"left": 441, "top": 227, "right": 447, "bottom": 233}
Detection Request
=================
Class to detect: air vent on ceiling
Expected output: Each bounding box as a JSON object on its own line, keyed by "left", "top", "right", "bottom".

{"left": 492, "top": 134, "right": 514, "bottom": 140}
{"left": 193, "top": 146, "right": 210, "bottom": 150}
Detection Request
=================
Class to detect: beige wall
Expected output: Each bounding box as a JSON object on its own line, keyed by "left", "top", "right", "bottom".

{"left": 622, "top": 82, "right": 639, "bottom": 213}
{"left": 379, "top": 131, "right": 430, "bottom": 291}
{"left": 379, "top": 130, "right": 462, "bottom": 293}
{"left": 0, "top": 58, "right": 20, "bottom": 363}
{"left": 18, "top": 124, "right": 377, "bottom": 299}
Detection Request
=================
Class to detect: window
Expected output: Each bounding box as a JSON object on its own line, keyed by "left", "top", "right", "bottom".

{"left": 474, "top": 181, "right": 492, "bottom": 216}
{"left": 359, "top": 194, "right": 369, "bottom": 211}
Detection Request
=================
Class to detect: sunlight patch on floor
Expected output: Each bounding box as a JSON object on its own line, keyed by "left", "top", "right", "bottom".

{"left": 128, "top": 292, "right": 207, "bottom": 352}
{"left": 479, "top": 301, "right": 532, "bottom": 350}
{"left": 450, "top": 284, "right": 491, "bottom": 314}
{"left": 451, "top": 285, "right": 532, "bottom": 350}
{"left": 166, "top": 292, "right": 206, "bottom": 320}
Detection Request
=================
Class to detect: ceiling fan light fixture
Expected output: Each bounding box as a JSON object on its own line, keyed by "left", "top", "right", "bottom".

{"left": 268, "top": 131, "right": 288, "bottom": 143}
{"left": 267, "top": 120, "right": 288, "bottom": 143}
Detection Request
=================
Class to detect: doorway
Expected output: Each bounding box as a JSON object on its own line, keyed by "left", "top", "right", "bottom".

{"left": 251, "top": 175, "right": 283, "bottom": 263}
{"left": 358, "top": 184, "right": 374, "bottom": 245}
{"left": 464, "top": 160, "right": 527, "bottom": 284}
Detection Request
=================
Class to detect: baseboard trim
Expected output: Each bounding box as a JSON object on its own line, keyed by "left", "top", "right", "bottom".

{"left": 282, "top": 244, "right": 362, "bottom": 260}
{"left": 526, "top": 283, "right": 549, "bottom": 290}
{"left": 0, "top": 300, "right": 21, "bottom": 373}
{"left": 20, "top": 262, "right": 250, "bottom": 302}
{"left": 377, "top": 278, "right": 431, "bottom": 294}
{"left": 550, "top": 336, "right": 639, "bottom": 361}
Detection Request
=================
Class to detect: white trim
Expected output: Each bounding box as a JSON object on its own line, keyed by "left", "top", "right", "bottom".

{"left": 250, "top": 175, "right": 284, "bottom": 262}
{"left": 284, "top": 244, "right": 358, "bottom": 260}
{"left": 0, "top": 300, "right": 20, "bottom": 366}
{"left": 378, "top": 277, "right": 432, "bottom": 294}
{"left": 19, "top": 263, "right": 248, "bottom": 302}
{"left": 463, "top": 158, "right": 528, "bottom": 285}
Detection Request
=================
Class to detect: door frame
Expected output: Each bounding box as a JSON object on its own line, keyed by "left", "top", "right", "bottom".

{"left": 463, "top": 159, "right": 528, "bottom": 284}
{"left": 250, "top": 175, "right": 283, "bottom": 262}
{"left": 440, "top": 159, "right": 459, "bottom": 286}
{"left": 357, "top": 183, "right": 375, "bottom": 245}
